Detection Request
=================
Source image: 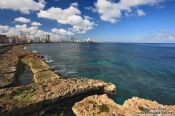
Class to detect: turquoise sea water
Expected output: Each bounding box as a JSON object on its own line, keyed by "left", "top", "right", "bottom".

{"left": 28, "top": 43, "right": 175, "bottom": 105}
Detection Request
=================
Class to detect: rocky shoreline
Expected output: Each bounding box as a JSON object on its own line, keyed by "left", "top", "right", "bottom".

{"left": 0, "top": 45, "right": 174, "bottom": 116}
{"left": 73, "top": 94, "right": 175, "bottom": 116}
{"left": 0, "top": 45, "right": 116, "bottom": 116}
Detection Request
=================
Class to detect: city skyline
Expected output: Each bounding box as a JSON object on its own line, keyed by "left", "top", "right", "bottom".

{"left": 0, "top": 0, "right": 175, "bottom": 43}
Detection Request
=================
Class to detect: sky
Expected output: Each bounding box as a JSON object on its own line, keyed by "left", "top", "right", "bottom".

{"left": 0, "top": 0, "right": 175, "bottom": 42}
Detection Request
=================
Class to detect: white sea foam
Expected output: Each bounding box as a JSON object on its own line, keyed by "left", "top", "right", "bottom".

{"left": 53, "top": 64, "right": 77, "bottom": 76}
{"left": 32, "top": 50, "right": 37, "bottom": 53}
{"left": 45, "top": 59, "right": 54, "bottom": 63}
{"left": 44, "top": 55, "right": 54, "bottom": 63}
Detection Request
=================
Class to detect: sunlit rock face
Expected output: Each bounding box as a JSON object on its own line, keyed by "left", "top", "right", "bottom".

{"left": 103, "top": 83, "right": 116, "bottom": 96}
{"left": 72, "top": 94, "right": 175, "bottom": 116}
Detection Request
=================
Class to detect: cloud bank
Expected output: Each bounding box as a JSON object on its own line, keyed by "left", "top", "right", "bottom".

{"left": 37, "top": 3, "right": 95, "bottom": 34}
{"left": 138, "top": 31, "right": 175, "bottom": 43}
{"left": 0, "top": 0, "right": 45, "bottom": 14}
{"left": 95, "top": 0, "right": 162, "bottom": 23}
{"left": 14, "top": 17, "right": 31, "bottom": 23}
{"left": 0, "top": 23, "right": 76, "bottom": 40}
{"left": 31, "top": 22, "right": 42, "bottom": 27}
{"left": 137, "top": 9, "right": 146, "bottom": 16}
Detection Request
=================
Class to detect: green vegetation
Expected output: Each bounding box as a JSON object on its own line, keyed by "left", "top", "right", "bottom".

{"left": 21, "top": 56, "right": 50, "bottom": 77}
{"left": 13, "top": 86, "right": 33, "bottom": 103}
{"left": 30, "top": 58, "right": 43, "bottom": 69}
{"left": 37, "top": 72, "right": 48, "bottom": 81}
{"left": 36, "top": 70, "right": 57, "bottom": 82}
{"left": 98, "top": 104, "right": 110, "bottom": 113}
{"left": 21, "top": 57, "right": 30, "bottom": 64}
{"left": 21, "top": 56, "right": 47, "bottom": 70}
{"left": 21, "top": 54, "right": 59, "bottom": 83}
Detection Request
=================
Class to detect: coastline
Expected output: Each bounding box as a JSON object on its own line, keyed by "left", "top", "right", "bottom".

{"left": 0, "top": 44, "right": 116, "bottom": 115}
{"left": 0, "top": 44, "right": 174, "bottom": 116}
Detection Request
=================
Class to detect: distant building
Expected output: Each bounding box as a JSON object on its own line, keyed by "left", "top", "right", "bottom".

{"left": 0, "top": 35, "right": 9, "bottom": 44}
{"left": 8, "top": 35, "right": 19, "bottom": 43}
{"left": 45, "top": 34, "right": 50, "bottom": 43}
{"left": 19, "top": 33, "right": 27, "bottom": 43}
{"left": 34, "top": 37, "right": 41, "bottom": 43}
{"left": 71, "top": 37, "right": 75, "bottom": 42}
{"left": 84, "top": 38, "right": 95, "bottom": 43}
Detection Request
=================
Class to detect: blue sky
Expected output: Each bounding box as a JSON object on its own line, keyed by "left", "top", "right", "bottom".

{"left": 0, "top": 0, "right": 175, "bottom": 42}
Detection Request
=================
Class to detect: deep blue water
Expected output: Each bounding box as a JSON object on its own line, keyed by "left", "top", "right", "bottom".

{"left": 28, "top": 43, "right": 175, "bottom": 105}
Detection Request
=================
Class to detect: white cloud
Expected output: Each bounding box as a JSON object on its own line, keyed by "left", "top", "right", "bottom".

{"left": 38, "top": 6, "right": 81, "bottom": 24}
{"left": 31, "top": 22, "right": 42, "bottom": 26}
{"left": 51, "top": 28, "right": 74, "bottom": 36}
{"left": 137, "top": 9, "right": 146, "bottom": 16}
{"left": 0, "top": 24, "right": 44, "bottom": 38}
{"left": 71, "top": 2, "right": 78, "bottom": 7}
{"left": 0, "top": 0, "right": 45, "bottom": 14}
{"left": 14, "top": 17, "right": 31, "bottom": 23}
{"left": 0, "top": 24, "right": 68, "bottom": 41}
{"left": 0, "top": 25, "right": 9, "bottom": 34}
{"left": 0, "top": 25, "right": 9, "bottom": 31}
{"left": 95, "top": 0, "right": 121, "bottom": 23}
{"left": 85, "top": 6, "right": 97, "bottom": 12}
{"left": 38, "top": 4, "right": 95, "bottom": 34}
{"left": 138, "top": 31, "right": 175, "bottom": 43}
{"left": 69, "top": 16, "right": 95, "bottom": 34}
{"left": 95, "top": 0, "right": 162, "bottom": 23}
{"left": 120, "top": 0, "right": 162, "bottom": 8}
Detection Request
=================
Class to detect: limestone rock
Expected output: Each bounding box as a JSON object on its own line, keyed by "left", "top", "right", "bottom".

{"left": 72, "top": 94, "right": 175, "bottom": 116}
{"left": 103, "top": 83, "right": 116, "bottom": 96}
{"left": 0, "top": 45, "right": 24, "bottom": 88}
{"left": 0, "top": 45, "right": 117, "bottom": 115}
{"left": 0, "top": 78, "right": 116, "bottom": 115}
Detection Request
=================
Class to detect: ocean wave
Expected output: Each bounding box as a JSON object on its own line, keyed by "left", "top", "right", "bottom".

{"left": 52, "top": 64, "right": 77, "bottom": 76}
{"left": 45, "top": 59, "right": 54, "bottom": 63}
{"left": 32, "top": 50, "right": 37, "bottom": 53}
{"left": 44, "top": 55, "right": 54, "bottom": 63}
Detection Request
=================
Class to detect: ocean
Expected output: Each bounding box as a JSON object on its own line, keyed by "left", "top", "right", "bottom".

{"left": 28, "top": 43, "right": 175, "bottom": 105}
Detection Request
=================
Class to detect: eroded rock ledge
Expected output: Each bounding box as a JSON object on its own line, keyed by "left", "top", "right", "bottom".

{"left": 72, "top": 94, "right": 175, "bottom": 116}
{"left": 0, "top": 45, "right": 116, "bottom": 116}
